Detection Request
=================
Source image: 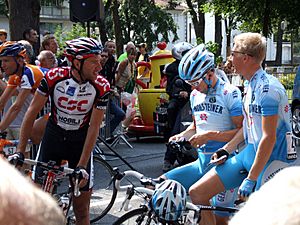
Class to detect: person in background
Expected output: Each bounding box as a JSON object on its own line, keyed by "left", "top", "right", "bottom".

{"left": 36, "top": 50, "right": 58, "bottom": 69}
{"left": 0, "top": 29, "right": 7, "bottom": 43}
{"left": 22, "top": 28, "right": 39, "bottom": 64}
{"left": 162, "top": 42, "right": 193, "bottom": 172}
{"left": 103, "top": 40, "right": 117, "bottom": 86}
{"left": 100, "top": 47, "right": 125, "bottom": 139}
{"left": 17, "top": 40, "right": 34, "bottom": 64}
{"left": 136, "top": 43, "right": 150, "bottom": 79}
{"left": 117, "top": 41, "right": 135, "bottom": 63}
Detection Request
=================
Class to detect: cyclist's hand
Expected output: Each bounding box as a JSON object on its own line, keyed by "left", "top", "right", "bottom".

{"left": 210, "top": 148, "right": 229, "bottom": 165}
{"left": 238, "top": 178, "right": 256, "bottom": 200}
{"left": 7, "top": 152, "right": 24, "bottom": 167}
{"left": 189, "top": 132, "right": 209, "bottom": 148}
{"left": 72, "top": 166, "right": 89, "bottom": 188}
{"left": 168, "top": 134, "right": 185, "bottom": 143}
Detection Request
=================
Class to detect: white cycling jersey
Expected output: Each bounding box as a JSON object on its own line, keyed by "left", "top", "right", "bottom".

{"left": 190, "top": 78, "right": 243, "bottom": 152}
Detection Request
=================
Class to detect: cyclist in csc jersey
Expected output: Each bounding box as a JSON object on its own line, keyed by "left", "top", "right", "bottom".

{"left": 0, "top": 41, "right": 48, "bottom": 142}
{"left": 189, "top": 32, "right": 297, "bottom": 225}
{"left": 159, "top": 44, "right": 243, "bottom": 225}
{"left": 15, "top": 37, "right": 110, "bottom": 225}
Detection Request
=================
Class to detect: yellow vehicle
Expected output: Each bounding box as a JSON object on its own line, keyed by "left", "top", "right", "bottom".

{"left": 128, "top": 42, "right": 174, "bottom": 137}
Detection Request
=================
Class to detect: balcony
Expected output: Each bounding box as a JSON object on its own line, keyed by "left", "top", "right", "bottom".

{"left": 40, "top": 5, "right": 70, "bottom": 20}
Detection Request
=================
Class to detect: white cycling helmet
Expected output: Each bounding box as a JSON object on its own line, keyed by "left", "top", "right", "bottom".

{"left": 151, "top": 180, "right": 187, "bottom": 222}
{"left": 178, "top": 44, "right": 215, "bottom": 81}
{"left": 172, "top": 42, "right": 194, "bottom": 60}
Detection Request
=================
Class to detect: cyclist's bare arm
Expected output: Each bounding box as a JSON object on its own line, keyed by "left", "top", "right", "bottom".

{"left": 0, "top": 86, "right": 16, "bottom": 111}
{"left": 187, "top": 114, "right": 243, "bottom": 149}
{"left": 17, "top": 92, "right": 48, "bottom": 153}
{"left": 170, "top": 118, "right": 196, "bottom": 142}
{"left": 0, "top": 89, "right": 31, "bottom": 131}
{"left": 221, "top": 128, "right": 245, "bottom": 154}
{"left": 77, "top": 107, "right": 105, "bottom": 168}
{"left": 248, "top": 115, "right": 278, "bottom": 181}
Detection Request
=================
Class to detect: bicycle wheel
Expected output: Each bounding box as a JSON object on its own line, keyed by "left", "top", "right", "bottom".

{"left": 90, "top": 155, "right": 117, "bottom": 223}
{"left": 113, "top": 206, "right": 158, "bottom": 225}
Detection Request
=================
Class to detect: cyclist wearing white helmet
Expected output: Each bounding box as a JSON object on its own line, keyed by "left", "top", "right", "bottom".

{"left": 160, "top": 44, "right": 243, "bottom": 225}
{"left": 15, "top": 37, "right": 110, "bottom": 225}
{"left": 163, "top": 42, "right": 193, "bottom": 172}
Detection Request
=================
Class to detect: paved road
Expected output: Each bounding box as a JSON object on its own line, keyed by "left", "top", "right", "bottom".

{"left": 93, "top": 136, "right": 167, "bottom": 225}
{"left": 91, "top": 136, "right": 300, "bottom": 225}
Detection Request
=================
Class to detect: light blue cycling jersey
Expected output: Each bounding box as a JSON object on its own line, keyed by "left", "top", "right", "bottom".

{"left": 216, "top": 68, "right": 296, "bottom": 190}
{"left": 191, "top": 79, "right": 243, "bottom": 153}
{"left": 165, "top": 78, "right": 243, "bottom": 216}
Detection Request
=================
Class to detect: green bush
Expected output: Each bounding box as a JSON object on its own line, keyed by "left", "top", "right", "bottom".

{"left": 278, "top": 73, "right": 295, "bottom": 90}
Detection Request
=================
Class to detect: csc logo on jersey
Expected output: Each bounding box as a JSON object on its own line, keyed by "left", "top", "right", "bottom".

{"left": 57, "top": 97, "right": 88, "bottom": 112}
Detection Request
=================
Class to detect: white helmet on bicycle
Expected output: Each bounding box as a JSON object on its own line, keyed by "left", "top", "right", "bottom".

{"left": 151, "top": 180, "right": 187, "bottom": 222}
{"left": 178, "top": 44, "right": 215, "bottom": 81}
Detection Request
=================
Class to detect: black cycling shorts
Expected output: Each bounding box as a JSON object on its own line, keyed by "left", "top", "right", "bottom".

{"left": 35, "top": 120, "right": 92, "bottom": 191}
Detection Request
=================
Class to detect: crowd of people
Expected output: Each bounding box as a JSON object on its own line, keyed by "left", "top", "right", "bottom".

{"left": 0, "top": 28, "right": 298, "bottom": 225}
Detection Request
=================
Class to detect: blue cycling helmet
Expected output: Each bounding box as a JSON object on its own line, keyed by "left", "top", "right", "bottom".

{"left": 151, "top": 180, "right": 186, "bottom": 222}
{"left": 0, "top": 41, "right": 26, "bottom": 58}
{"left": 64, "top": 37, "right": 103, "bottom": 60}
{"left": 179, "top": 44, "right": 215, "bottom": 81}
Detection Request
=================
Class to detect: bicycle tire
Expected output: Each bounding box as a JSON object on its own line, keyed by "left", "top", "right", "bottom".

{"left": 113, "top": 207, "right": 154, "bottom": 225}
{"left": 90, "top": 155, "right": 117, "bottom": 223}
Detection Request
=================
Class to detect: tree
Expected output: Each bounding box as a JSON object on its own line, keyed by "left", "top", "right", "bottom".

{"left": 8, "top": 0, "right": 40, "bottom": 40}
{"left": 185, "top": 0, "right": 206, "bottom": 42}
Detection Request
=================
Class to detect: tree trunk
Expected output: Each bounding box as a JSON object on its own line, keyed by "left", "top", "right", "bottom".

{"left": 224, "top": 18, "right": 232, "bottom": 58}
{"left": 262, "top": 0, "right": 271, "bottom": 38}
{"left": 185, "top": 0, "right": 205, "bottom": 43}
{"left": 112, "top": 0, "right": 123, "bottom": 57}
{"left": 275, "top": 21, "right": 283, "bottom": 65}
{"left": 214, "top": 14, "right": 222, "bottom": 57}
{"left": 8, "top": 0, "right": 40, "bottom": 53}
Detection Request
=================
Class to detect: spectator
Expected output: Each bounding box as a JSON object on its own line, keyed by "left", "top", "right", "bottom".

{"left": 0, "top": 29, "right": 7, "bottom": 43}
{"left": 40, "top": 34, "right": 59, "bottom": 55}
{"left": 100, "top": 47, "right": 126, "bottom": 138}
{"left": 103, "top": 40, "right": 117, "bottom": 85}
{"left": 36, "top": 50, "right": 58, "bottom": 69}
{"left": 136, "top": 42, "right": 150, "bottom": 78}
{"left": 0, "top": 157, "right": 65, "bottom": 225}
{"left": 115, "top": 47, "right": 137, "bottom": 94}
{"left": 22, "top": 28, "right": 39, "bottom": 64}
{"left": 17, "top": 40, "right": 34, "bottom": 64}
{"left": 117, "top": 41, "right": 135, "bottom": 62}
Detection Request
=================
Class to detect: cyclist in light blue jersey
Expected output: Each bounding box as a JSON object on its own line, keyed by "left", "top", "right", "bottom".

{"left": 189, "top": 32, "right": 297, "bottom": 225}
{"left": 159, "top": 44, "right": 243, "bottom": 225}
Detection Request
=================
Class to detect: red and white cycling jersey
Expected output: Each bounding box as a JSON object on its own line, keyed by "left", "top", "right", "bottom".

{"left": 37, "top": 67, "right": 110, "bottom": 130}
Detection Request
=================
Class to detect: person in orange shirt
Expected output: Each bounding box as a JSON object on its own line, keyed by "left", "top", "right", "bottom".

{"left": 0, "top": 42, "right": 48, "bottom": 142}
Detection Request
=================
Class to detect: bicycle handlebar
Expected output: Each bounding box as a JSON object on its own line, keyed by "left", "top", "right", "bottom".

{"left": 23, "top": 159, "right": 74, "bottom": 174}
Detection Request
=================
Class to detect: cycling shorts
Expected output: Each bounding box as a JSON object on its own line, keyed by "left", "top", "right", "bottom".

{"left": 35, "top": 120, "right": 92, "bottom": 191}
{"left": 165, "top": 152, "right": 238, "bottom": 217}
{"left": 215, "top": 144, "right": 290, "bottom": 191}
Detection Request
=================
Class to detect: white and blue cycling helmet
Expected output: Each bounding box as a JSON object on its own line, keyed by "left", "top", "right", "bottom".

{"left": 151, "top": 180, "right": 187, "bottom": 222}
{"left": 179, "top": 44, "right": 215, "bottom": 82}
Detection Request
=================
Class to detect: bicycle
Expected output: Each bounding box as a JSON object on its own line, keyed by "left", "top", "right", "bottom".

{"left": 112, "top": 169, "right": 239, "bottom": 225}
{"left": 0, "top": 131, "right": 117, "bottom": 224}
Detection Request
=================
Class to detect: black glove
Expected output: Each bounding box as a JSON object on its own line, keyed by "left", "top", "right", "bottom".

{"left": 72, "top": 166, "right": 89, "bottom": 181}
{"left": 7, "top": 152, "right": 25, "bottom": 166}
{"left": 215, "top": 148, "right": 230, "bottom": 159}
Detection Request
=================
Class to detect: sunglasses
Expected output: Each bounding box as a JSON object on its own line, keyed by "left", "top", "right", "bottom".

{"left": 231, "top": 50, "right": 253, "bottom": 57}
{"left": 186, "top": 78, "right": 203, "bottom": 87}
{"left": 101, "top": 55, "right": 108, "bottom": 58}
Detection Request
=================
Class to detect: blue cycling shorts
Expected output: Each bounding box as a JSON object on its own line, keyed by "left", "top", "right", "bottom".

{"left": 164, "top": 152, "right": 238, "bottom": 217}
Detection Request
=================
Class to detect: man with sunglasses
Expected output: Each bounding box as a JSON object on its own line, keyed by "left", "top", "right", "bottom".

{"left": 189, "top": 33, "right": 296, "bottom": 225}
{"left": 159, "top": 44, "right": 243, "bottom": 225}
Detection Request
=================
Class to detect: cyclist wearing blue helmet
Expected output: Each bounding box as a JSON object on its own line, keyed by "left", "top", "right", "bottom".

{"left": 159, "top": 44, "right": 243, "bottom": 225}
{"left": 15, "top": 37, "right": 110, "bottom": 225}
